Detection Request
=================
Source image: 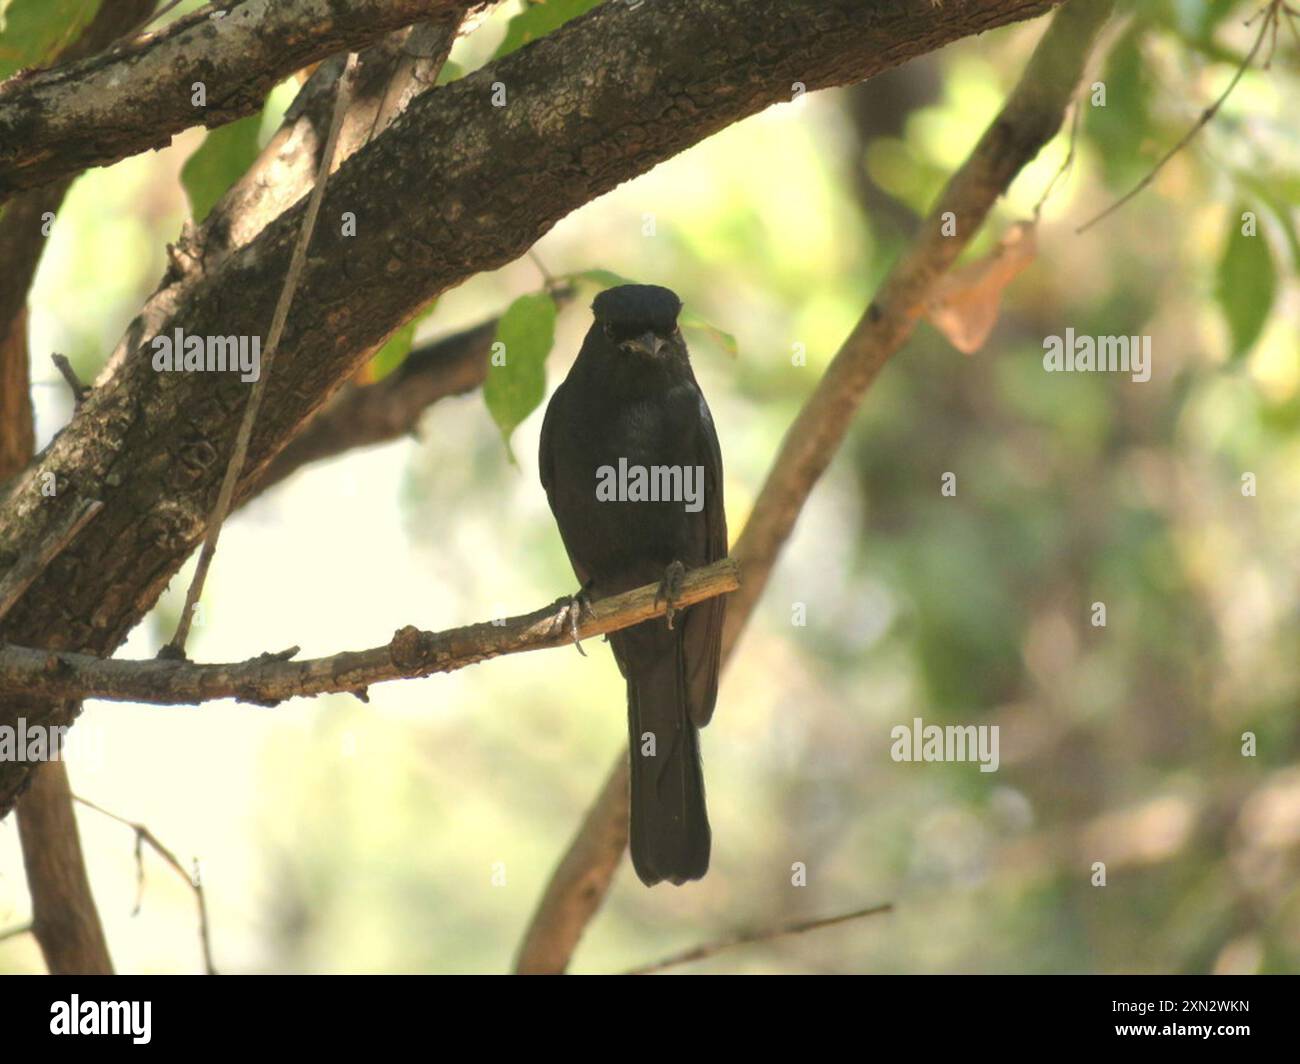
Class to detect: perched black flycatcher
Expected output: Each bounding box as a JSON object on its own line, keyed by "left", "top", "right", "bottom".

{"left": 539, "top": 284, "right": 726, "bottom": 886}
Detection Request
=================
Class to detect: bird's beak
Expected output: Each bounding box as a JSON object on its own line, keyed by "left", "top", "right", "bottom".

{"left": 621, "top": 331, "right": 668, "bottom": 358}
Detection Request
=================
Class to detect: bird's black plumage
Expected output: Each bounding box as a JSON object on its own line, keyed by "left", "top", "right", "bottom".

{"left": 539, "top": 284, "right": 726, "bottom": 886}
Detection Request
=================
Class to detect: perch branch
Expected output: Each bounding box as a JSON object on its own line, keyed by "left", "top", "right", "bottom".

{"left": 0, "top": 560, "right": 740, "bottom": 706}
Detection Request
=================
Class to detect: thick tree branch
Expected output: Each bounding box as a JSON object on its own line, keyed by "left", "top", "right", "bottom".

{"left": 0, "top": 0, "right": 1062, "bottom": 811}
{"left": 0, "top": 498, "right": 102, "bottom": 623}
{"left": 0, "top": 0, "right": 467, "bottom": 202}
{"left": 514, "top": 0, "right": 1116, "bottom": 975}
{"left": 0, "top": 560, "right": 740, "bottom": 706}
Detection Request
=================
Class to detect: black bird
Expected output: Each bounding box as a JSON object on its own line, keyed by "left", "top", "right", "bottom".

{"left": 539, "top": 284, "right": 727, "bottom": 886}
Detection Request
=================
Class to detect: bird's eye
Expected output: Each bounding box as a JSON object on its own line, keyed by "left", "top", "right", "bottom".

{"left": 603, "top": 323, "right": 616, "bottom": 341}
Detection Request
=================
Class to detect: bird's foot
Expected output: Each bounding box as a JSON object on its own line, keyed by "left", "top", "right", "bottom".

{"left": 655, "top": 560, "right": 687, "bottom": 630}
{"left": 551, "top": 585, "right": 595, "bottom": 655}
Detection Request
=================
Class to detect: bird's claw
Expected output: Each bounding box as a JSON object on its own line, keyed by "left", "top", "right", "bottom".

{"left": 655, "top": 560, "right": 687, "bottom": 630}
{"left": 552, "top": 588, "right": 594, "bottom": 655}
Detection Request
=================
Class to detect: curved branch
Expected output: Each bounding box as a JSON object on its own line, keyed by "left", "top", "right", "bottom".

{"left": 0, "top": 0, "right": 468, "bottom": 202}
{"left": 0, "top": 560, "right": 740, "bottom": 706}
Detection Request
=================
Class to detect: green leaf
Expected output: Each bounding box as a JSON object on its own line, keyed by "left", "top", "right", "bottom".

{"left": 1216, "top": 207, "right": 1276, "bottom": 360}
{"left": 1086, "top": 27, "right": 1153, "bottom": 191}
{"left": 1241, "top": 178, "right": 1300, "bottom": 271}
{"left": 180, "top": 114, "right": 262, "bottom": 223}
{"left": 435, "top": 58, "right": 462, "bottom": 86}
{"left": 563, "top": 267, "right": 636, "bottom": 290}
{"left": 484, "top": 292, "right": 558, "bottom": 460}
{"left": 0, "top": 0, "right": 101, "bottom": 79}
{"left": 369, "top": 321, "right": 418, "bottom": 382}
{"left": 368, "top": 300, "right": 439, "bottom": 382}
{"left": 680, "top": 306, "right": 739, "bottom": 359}
{"left": 492, "top": 0, "right": 604, "bottom": 60}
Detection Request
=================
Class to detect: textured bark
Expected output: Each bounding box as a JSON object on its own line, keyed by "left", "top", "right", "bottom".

{"left": 0, "top": 0, "right": 465, "bottom": 203}
{"left": 0, "top": 0, "right": 1063, "bottom": 816}
{"left": 0, "top": 305, "right": 35, "bottom": 479}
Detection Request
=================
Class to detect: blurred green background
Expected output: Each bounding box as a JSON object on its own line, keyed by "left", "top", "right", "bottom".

{"left": 1, "top": 0, "right": 1298, "bottom": 973}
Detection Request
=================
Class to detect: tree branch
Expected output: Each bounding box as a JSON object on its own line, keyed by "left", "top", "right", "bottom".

{"left": 0, "top": 559, "right": 740, "bottom": 706}
{"left": 513, "top": 0, "right": 1116, "bottom": 975}
{"left": 624, "top": 901, "right": 893, "bottom": 975}
{"left": 0, "top": 498, "right": 102, "bottom": 624}
{"left": 0, "top": 0, "right": 468, "bottom": 203}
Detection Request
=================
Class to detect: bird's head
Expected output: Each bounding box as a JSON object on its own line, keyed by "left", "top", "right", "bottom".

{"left": 591, "top": 284, "right": 684, "bottom": 359}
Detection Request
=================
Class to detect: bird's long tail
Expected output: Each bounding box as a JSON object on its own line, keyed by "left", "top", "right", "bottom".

{"left": 622, "top": 623, "right": 710, "bottom": 886}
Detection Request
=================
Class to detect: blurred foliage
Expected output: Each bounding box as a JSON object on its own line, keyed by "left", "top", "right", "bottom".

{"left": 1, "top": 0, "right": 1299, "bottom": 975}
{"left": 180, "top": 114, "right": 262, "bottom": 224}
{"left": 1217, "top": 206, "right": 1277, "bottom": 358}
{"left": 493, "top": 0, "right": 603, "bottom": 59}
{"left": 0, "top": 0, "right": 100, "bottom": 79}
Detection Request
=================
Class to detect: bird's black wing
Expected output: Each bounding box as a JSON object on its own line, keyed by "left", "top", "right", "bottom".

{"left": 538, "top": 377, "right": 562, "bottom": 501}
{"left": 683, "top": 389, "right": 727, "bottom": 727}
{"left": 538, "top": 377, "right": 594, "bottom": 589}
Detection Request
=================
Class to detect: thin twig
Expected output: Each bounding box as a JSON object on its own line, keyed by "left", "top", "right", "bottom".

{"left": 164, "top": 53, "right": 360, "bottom": 659}
{"left": 529, "top": 249, "right": 556, "bottom": 289}
{"left": 1077, "top": 0, "right": 1282, "bottom": 234}
{"left": 1034, "top": 97, "right": 1082, "bottom": 218}
{"left": 73, "top": 795, "right": 217, "bottom": 975}
{"left": 50, "top": 353, "right": 90, "bottom": 405}
{"left": 0, "top": 921, "right": 34, "bottom": 943}
{"left": 0, "top": 497, "right": 103, "bottom": 624}
{"left": 625, "top": 902, "right": 894, "bottom": 975}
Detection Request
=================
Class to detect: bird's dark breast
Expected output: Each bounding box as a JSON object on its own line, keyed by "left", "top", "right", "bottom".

{"left": 550, "top": 387, "right": 709, "bottom": 594}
